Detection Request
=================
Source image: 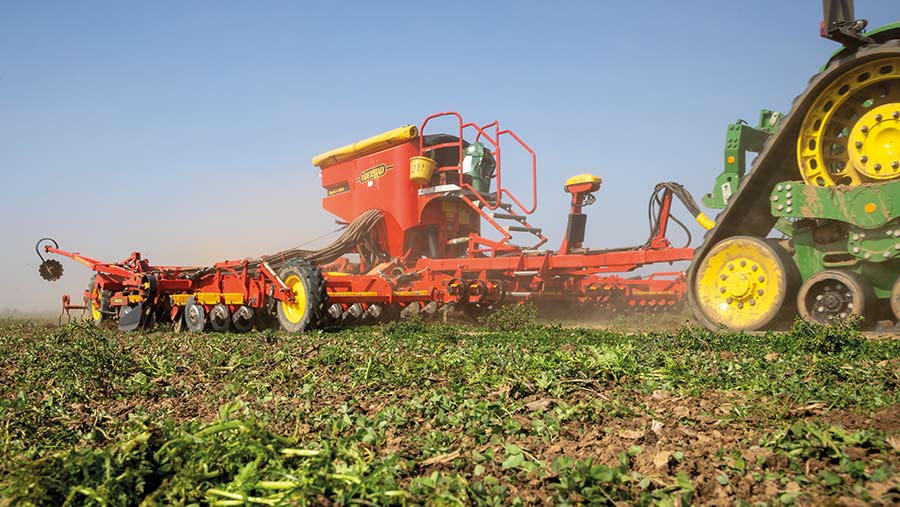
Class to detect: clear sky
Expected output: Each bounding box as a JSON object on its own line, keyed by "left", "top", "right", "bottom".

{"left": 1, "top": 1, "right": 897, "bottom": 312}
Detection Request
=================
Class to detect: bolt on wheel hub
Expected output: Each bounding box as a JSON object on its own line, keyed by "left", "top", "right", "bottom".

{"left": 849, "top": 104, "right": 900, "bottom": 180}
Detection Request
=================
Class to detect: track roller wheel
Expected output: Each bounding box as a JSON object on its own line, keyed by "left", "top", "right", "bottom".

{"left": 276, "top": 260, "right": 327, "bottom": 333}
{"left": 798, "top": 270, "right": 875, "bottom": 324}
{"left": 209, "top": 304, "right": 232, "bottom": 332}
{"left": 890, "top": 277, "right": 900, "bottom": 322}
{"left": 184, "top": 297, "right": 207, "bottom": 332}
{"left": 447, "top": 278, "right": 469, "bottom": 303}
{"left": 232, "top": 305, "right": 254, "bottom": 333}
{"left": 691, "top": 236, "right": 800, "bottom": 331}
{"left": 85, "top": 275, "right": 111, "bottom": 327}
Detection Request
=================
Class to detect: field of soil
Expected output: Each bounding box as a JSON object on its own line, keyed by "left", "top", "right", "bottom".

{"left": 1, "top": 308, "right": 898, "bottom": 506}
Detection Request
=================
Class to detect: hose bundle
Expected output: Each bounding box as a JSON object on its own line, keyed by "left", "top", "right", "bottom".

{"left": 261, "top": 209, "right": 385, "bottom": 268}
{"left": 646, "top": 182, "right": 707, "bottom": 248}
{"left": 587, "top": 182, "right": 708, "bottom": 254}
{"left": 181, "top": 210, "right": 386, "bottom": 280}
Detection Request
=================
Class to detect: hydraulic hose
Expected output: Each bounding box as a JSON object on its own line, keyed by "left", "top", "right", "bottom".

{"left": 181, "top": 210, "right": 386, "bottom": 280}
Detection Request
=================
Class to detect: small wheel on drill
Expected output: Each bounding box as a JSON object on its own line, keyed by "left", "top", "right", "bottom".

{"left": 232, "top": 305, "right": 255, "bottom": 333}
{"left": 184, "top": 297, "right": 207, "bottom": 332}
{"left": 209, "top": 304, "right": 232, "bottom": 332}
{"left": 85, "top": 275, "right": 111, "bottom": 327}
{"left": 276, "top": 260, "right": 328, "bottom": 333}
{"left": 797, "top": 270, "right": 875, "bottom": 324}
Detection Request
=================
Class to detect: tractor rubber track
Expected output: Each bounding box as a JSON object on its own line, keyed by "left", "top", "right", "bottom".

{"left": 688, "top": 36, "right": 900, "bottom": 330}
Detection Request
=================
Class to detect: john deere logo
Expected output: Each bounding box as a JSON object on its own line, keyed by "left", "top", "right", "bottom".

{"left": 357, "top": 164, "right": 393, "bottom": 183}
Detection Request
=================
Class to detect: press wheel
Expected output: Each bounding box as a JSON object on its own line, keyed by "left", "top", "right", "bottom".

{"left": 691, "top": 236, "right": 800, "bottom": 331}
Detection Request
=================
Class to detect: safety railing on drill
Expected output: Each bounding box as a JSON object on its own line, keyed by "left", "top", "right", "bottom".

{"left": 418, "top": 112, "right": 538, "bottom": 215}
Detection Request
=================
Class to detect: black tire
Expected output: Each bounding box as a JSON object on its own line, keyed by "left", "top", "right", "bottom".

{"left": 275, "top": 260, "right": 328, "bottom": 333}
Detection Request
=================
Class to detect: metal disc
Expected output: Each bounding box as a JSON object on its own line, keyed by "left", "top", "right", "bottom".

{"left": 184, "top": 297, "right": 207, "bottom": 332}
{"left": 400, "top": 302, "right": 421, "bottom": 319}
{"left": 118, "top": 302, "right": 143, "bottom": 332}
{"left": 38, "top": 260, "right": 63, "bottom": 281}
{"left": 326, "top": 303, "right": 343, "bottom": 321}
{"left": 232, "top": 305, "right": 254, "bottom": 333}
{"left": 209, "top": 304, "right": 232, "bottom": 332}
{"left": 144, "top": 308, "right": 157, "bottom": 329}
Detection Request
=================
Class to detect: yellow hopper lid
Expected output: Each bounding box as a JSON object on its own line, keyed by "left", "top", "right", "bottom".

{"left": 312, "top": 125, "right": 419, "bottom": 168}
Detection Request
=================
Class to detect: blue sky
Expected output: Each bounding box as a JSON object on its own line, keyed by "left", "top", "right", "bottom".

{"left": 1, "top": 1, "right": 897, "bottom": 311}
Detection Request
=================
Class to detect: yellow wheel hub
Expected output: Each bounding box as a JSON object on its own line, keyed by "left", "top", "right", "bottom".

{"left": 280, "top": 274, "right": 308, "bottom": 324}
{"left": 90, "top": 285, "right": 102, "bottom": 321}
{"left": 725, "top": 273, "right": 752, "bottom": 299}
{"left": 848, "top": 104, "right": 900, "bottom": 179}
{"left": 694, "top": 237, "right": 789, "bottom": 330}
{"left": 797, "top": 56, "right": 900, "bottom": 186}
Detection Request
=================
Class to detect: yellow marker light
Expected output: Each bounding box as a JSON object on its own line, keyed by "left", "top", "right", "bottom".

{"left": 865, "top": 202, "right": 877, "bottom": 213}
{"left": 727, "top": 156, "right": 735, "bottom": 164}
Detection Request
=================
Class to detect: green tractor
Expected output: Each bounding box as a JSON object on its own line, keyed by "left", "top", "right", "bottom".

{"left": 690, "top": 0, "right": 900, "bottom": 330}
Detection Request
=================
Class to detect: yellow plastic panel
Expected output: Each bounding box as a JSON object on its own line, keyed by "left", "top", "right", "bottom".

{"left": 312, "top": 125, "right": 419, "bottom": 168}
{"left": 223, "top": 293, "right": 244, "bottom": 305}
